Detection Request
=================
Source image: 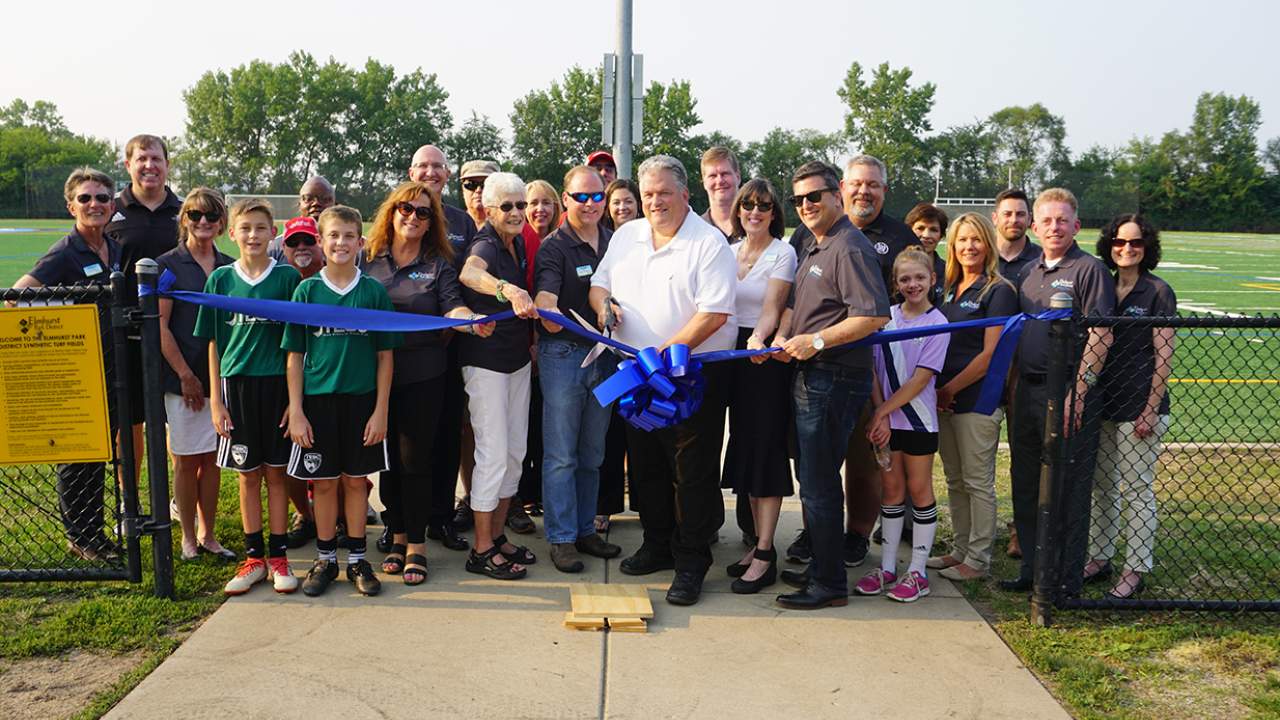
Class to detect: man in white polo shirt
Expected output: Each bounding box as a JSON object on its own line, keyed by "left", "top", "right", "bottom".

{"left": 590, "top": 154, "right": 737, "bottom": 606}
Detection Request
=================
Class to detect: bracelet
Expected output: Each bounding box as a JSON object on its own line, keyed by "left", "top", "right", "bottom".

{"left": 495, "top": 279, "right": 508, "bottom": 303}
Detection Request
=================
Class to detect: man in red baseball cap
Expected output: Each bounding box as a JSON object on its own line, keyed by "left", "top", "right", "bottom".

{"left": 280, "top": 216, "right": 323, "bottom": 280}
{"left": 587, "top": 151, "right": 618, "bottom": 184}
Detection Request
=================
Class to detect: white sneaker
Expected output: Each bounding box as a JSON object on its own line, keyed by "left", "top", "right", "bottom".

{"left": 224, "top": 557, "right": 267, "bottom": 595}
{"left": 169, "top": 499, "right": 181, "bottom": 521}
{"left": 268, "top": 557, "right": 299, "bottom": 594}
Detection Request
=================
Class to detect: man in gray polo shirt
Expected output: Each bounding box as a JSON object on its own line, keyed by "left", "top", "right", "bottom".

{"left": 1002, "top": 187, "right": 1115, "bottom": 595}
{"left": 770, "top": 161, "right": 890, "bottom": 609}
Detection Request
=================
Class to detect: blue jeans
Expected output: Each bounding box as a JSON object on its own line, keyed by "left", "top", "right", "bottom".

{"left": 539, "top": 338, "right": 613, "bottom": 544}
{"left": 792, "top": 362, "right": 872, "bottom": 595}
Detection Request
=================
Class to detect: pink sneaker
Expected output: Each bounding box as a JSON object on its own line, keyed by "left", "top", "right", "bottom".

{"left": 887, "top": 570, "right": 930, "bottom": 603}
{"left": 854, "top": 568, "right": 897, "bottom": 596}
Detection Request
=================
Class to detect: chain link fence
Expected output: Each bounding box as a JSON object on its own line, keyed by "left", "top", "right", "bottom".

{"left": 1033, "top": 312, "right": 1280, "bottom": 622}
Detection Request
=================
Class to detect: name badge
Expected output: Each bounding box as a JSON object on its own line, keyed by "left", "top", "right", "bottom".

{"left": 576, "top": 264, "right": 594, "bottom": 278}
{"left": 83, "top": 263, "right": 104, "bottom": 276}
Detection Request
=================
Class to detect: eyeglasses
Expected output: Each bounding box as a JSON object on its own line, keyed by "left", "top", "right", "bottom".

{"left": 185, "top": 210, "right": 222, "bottom": 223}
{"left": 76, "top": 193, "right": 112, "bottom": 205}
{"left": 496, "top": 201, "right": 528, "bottom": 213}
{"left": 299, "top": 194, "right": 332, "bottom": 204}
{"left": 462, "top": 179, "right": 485, "bottom": 192}
{"left": 789, "top": 188, "right": 835, "bottom": 207}
{"left": 395, "top": 202, "right": 433, "bottom": 220}
{"left": 568, "top": 192, "right": 606, "bottom": 204}
{"left": 740, "top": 200, "right": 773, "bottom": 213}
{"left": 1112, "top": 237, "right": 1145, "bottom": 249}
{"left": 284, "top": 235, "right": 317, "bottom": 248}
{"left": 411, "top": 161, "right": 447, "bottom": 172}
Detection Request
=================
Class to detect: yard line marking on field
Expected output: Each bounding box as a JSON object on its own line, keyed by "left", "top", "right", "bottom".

{"left": 1257, "top": 277, "right": 1280, "bottom": 282}
{"left": 1161, "top": 262, "right": 1221, "bottom": 270}
{"left": 1241, "top": 283, "right": 1280, "bottom": 292}
{"left": 1177, "top": 302, "right": 1250, "bottom": 318}
{"left": 1170, "top": 378, "right": 1280, "bottom": 384}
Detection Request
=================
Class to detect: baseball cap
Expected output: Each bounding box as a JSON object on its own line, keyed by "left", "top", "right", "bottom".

{"left": 283, "top": 216, "right": 318, "bottom": 240}
{"left": 459, "top": 160, "right": 501, "bottom": 179}
{"left": 587, "top": 150, "right": 616, "bottom": 167}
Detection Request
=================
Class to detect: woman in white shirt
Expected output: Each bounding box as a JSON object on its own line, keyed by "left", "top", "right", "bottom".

{"left": 720, "top": 179, "right": 798, "bottom": 593}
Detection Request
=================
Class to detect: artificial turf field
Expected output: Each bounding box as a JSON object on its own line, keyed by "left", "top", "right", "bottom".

{"left": 3, "top": 218, "right": 1278, "bottom": 442}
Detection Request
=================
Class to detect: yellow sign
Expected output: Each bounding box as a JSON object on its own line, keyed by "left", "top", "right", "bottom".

{"left": 0, "top": 305, "right": 112, "bottom": 465}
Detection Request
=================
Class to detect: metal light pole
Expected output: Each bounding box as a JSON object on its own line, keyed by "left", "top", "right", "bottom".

{"left": 614, "top": 0, "right": 634, "bottom": 179}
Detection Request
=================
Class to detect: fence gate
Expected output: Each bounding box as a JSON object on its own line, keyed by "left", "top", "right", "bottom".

{"left": 1031, "top": 311, "right": 1280, "bottom": 624}
{"left": 0, "top": 274, "right": 173, "bottom": 596}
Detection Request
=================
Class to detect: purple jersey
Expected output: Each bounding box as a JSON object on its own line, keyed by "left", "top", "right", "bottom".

{"left": 873, "top": 304, "right": 950, "bottom": 433}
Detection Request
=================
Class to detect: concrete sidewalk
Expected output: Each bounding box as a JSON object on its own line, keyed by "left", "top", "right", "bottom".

{"left": 107, "top": 499, "right": 1068, "bottom": 719}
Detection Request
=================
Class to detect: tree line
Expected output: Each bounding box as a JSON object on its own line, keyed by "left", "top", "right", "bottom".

{"left": 3, "top": 54, "right": 1279, "bottom": 231}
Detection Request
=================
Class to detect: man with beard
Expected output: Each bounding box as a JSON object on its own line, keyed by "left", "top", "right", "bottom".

{"left": 992, "top": 188, "right": 1042, "bottom": 289}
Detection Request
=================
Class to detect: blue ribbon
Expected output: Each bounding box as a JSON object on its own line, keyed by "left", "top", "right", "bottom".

{"left": 143, "top": 269, "right": 1071, "bottom": 425}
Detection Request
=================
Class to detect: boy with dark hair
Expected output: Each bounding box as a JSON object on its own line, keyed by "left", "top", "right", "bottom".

{"left": 283, "top": 205, "right": 400, "bottom": 597}
{"left": 197, "top": 198, "right": 302, "bottom": 594}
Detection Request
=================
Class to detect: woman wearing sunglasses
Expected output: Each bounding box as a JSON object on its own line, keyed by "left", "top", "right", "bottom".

{"left": 156, "top": 187, "right": 236, "bottom": 560}
{"left": 457, "top": 171, "right": 541, "bottom": 579}
{"left": 721, "top": 178, "right": 797, "bottom": 593}
{"left": 1084, "top": 214, "right": 1175, "bottom": 600}
{"left": 364, "top": 182, "right": 494, "bottom": 585}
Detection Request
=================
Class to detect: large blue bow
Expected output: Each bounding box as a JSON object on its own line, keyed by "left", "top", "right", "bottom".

{"left": 592, "top": 345, "right": 704, "bottom": 431}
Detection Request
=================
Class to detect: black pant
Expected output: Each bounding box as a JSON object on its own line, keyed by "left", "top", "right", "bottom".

{"left": 624, "top": 363, "right": 729, "bottom": 575}
{"left": 518, "top": 374, "right": 543, "bottom": 504}
{"left": 57, "top": 462, "right": 107, "bottom": 545}
{"left": 597, "top": 412, "right": 629, "bottom": 515}
{"left": 1009, "top": 378, "right": 1101, "bottom": 593}
{"left": 428, "top": 344, "right": 465, "bottom": 524}
{"left": 383, "top": 376, "right": 444, "bottom": 544}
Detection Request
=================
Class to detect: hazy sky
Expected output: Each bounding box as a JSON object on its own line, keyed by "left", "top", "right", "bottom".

{"left": 4, "top": 0, "right": 1277, "bottom": 163}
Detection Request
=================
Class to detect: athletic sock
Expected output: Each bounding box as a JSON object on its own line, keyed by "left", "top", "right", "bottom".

{"left": 879, "top": 504, "right": 906, "bottom": 574}
{"left": 316, "top": 536, "right": 337, "bottom": 564}
{"left": 909, "top": 503, "right": 939, "bottom": 577}
{"left": 267, "top": 533, "right": 288, "bottom": 559}
{"left": 347, "top": 538, "right": 367, "bottom": 567}
{"left": 244, "top": 530, "right": 265, "bottom": 559}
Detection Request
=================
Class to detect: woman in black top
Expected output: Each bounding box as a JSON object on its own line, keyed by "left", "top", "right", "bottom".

{"left": 11, "top": 167, "right": 123, "bottom": 563}
{"left": 458, "top": 172, "right": 541, "bottom": 579}
{"left": 931, "top": 213, "right": 1017, "bottom": 581}
{"left": 1083, "top": 214, "right": 1175, "bottom": 599}
{"left": 365, "top": 181, "right": 493, "bottom": 585}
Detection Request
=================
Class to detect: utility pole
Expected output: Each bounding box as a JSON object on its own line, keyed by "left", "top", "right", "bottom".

{"left": 602, "top": 0, "right": 642, "bottom": 178}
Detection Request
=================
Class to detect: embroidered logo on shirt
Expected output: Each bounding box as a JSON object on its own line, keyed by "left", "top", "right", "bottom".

{"left": 808, "top": 265, "right": 823, "bottom": 277}
{"left": 1050, "top": 279, "right": 1074, "bottom": 289}
{"left": 110, "top": 212, "right": 126, "bottom": 222}
{"left": 1124, "top": 305, "right": 1149, "bottom": 316}
{"left": 408, "top": 271, "right": 434, "bottom": 281}
{"left": 959, "top": 300, "right": 981, "bottom": 310}
{"left": 874, "top": 241, "right": 889, "bottom": 255}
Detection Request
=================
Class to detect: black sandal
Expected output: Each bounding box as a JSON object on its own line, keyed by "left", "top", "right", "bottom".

{"left": 727, "top": 548, "right": 755, "bottom": 578}
{"left": 465, "top": 546, "right": 527, "bottom": 580}
{"left": 381, "top": 544, "right": 407, "bottom": 575}
{"left": 493, "top": 534, "right": 537, "bottom": 565}
{"left": 403, "top": 554, "right": 429, "bottom": 586}
{"left": 1082, "top": 560, "right": 1113, "bottom": 585}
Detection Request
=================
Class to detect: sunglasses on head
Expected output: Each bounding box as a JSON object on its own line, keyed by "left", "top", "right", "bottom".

{"left": 1112, "top": 237, "right": 1145, "bottom": 249}
{"left": 395, "top": 202, "right": 433, "bottom": 220}
{"left": 284, "top": 235, "right": 317, "bottom": 248}
{"left": 462, "top": 179, "right": 485, "bottom": 192}
{"left": 568, "top": 191, "right": 606, "bottom": 204}
{"left": 497, "top": 201, "right": 528, "bottom": 213}
{"left": 76, "top": 193, "right": 112, "bottom": 205}
{"left": 185, "top": 209, "right": 222, "bottom": 223}
{"left": 789, "top": 188, "right": 835, "bottom": 207}
{"left": 740, "top": 200, "right": 773, "bottom": 213}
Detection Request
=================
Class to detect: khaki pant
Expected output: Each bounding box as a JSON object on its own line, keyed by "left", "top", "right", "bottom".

{"left": 938, "top": 408, "right": 1004, "bottom": 571}
{"left": 1088, "top": 416, "right": 1168, "bottom": 573}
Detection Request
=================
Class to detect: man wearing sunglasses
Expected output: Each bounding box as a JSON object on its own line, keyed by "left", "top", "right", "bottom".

{"left": 771, "top": 161, "right": 889, "bottom": 610}
{"left": 589, "top": 155, "right": 738, "bottom": 606}
{"left": 268, "top": 176, "right": 335, "bottom": 262}
{"left": 409, "top": 144, "right": 476, "bottom": 271}
{"left": 279, "top": 216, "right": 323, "bottom": 280}
{"left": 459, "top": 160, "right": 500, "bottom": 232}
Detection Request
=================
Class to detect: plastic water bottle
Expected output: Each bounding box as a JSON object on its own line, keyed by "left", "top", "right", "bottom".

{"left": 874, "top": 443, "right": 892, "bottom": 471}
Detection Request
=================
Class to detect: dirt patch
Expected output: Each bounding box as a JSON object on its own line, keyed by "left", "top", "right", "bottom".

{"left": 1130, "top": 640, "right": 1279, "bottom": 719}
{"left": 0, "top": 650, "right": 145, "bottom": 719}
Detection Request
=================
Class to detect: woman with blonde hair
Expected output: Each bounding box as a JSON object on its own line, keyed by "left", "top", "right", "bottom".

{"left": 365, "top": 181, "right": 494, "bottom": 584}
{"left": 927, "top": 213, "right": 1017, "bottom": 581}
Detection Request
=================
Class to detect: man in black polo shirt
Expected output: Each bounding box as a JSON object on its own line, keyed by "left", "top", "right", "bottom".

{"left": 107, "top": 135, "right": 182, "bottom": 285}
{"left": 410, "top": 144, "right": 477, "bottom": 267}
{"left": 992, "top": 188, "right": 1042, "bottom": 288}
{"left": 1002, "top": 187, "right": 1115, "bottom": 594}
{"left": 771, "top": 161, "right": 889, "bottom": 609}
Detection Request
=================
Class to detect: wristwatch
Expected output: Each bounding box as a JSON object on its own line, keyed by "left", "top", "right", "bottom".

{"left": 1081, "top": 369, "right": 1099, "bottom": 388}
{"left": 811, "top": 332, "right": 825, "bottom": 351}
{"left": 495, "top": 279, "right": 508, "bottom": 303}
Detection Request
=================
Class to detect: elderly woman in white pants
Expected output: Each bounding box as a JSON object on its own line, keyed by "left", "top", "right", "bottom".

{"left": 458, "top": 171, "right": 541, "bottom": 580}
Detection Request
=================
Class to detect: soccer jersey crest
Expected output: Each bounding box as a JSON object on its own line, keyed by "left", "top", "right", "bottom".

{"left": 303, "top": 452, "right": 322, "bottom": 473}
{"left": 230, "top": 444, "right": 248, "bottom": 466}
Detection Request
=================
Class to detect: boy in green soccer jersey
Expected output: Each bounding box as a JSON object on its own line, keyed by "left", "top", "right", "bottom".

{"left": 195, "top": 198, "right": 302, "bottom": 595}
{"left": 283, "top": 205, "right": 400, "bottom": 597}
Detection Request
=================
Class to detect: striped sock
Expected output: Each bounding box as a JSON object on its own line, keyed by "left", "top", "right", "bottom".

{"left": 347, "top": 538, "right": 367, "bottom": 567}
{"left": 909, "top": 503, "right": 939, "bottom": 577}
{"left": 879, "top": 504, "right": 906, "bottom": 573}
{"left": 316, "top": 536, "right": 337, "bottom": 564}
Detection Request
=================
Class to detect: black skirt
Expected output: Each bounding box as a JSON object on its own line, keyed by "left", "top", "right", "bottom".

{"left": 721, "top": 327, "right": 795, "bottom": 497}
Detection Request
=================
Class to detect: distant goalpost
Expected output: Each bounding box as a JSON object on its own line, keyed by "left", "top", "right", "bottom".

{"left": 224, "top": 194, "right": 298, "bottom": 231}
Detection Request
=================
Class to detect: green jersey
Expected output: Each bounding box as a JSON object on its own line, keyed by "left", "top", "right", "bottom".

{"left": 194, "top": 259, "right": 301, "bottom": 377}
{"left": 281, "top": 269, "right": 402, "bottom": 395}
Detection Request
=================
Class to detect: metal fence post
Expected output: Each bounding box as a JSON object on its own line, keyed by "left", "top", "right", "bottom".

{"left": 135, "top": 260, "right": 175, "bottom": 599}
{"left": 109, "top": 272, "right": 144, "bottom": 583}
{"left": 1031, "top": 292, "right": 1074, "bottom": 627}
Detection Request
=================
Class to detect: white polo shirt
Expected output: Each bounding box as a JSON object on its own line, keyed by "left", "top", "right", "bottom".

{"left": 592, "top": 209, "right": 737, "bottom": 352}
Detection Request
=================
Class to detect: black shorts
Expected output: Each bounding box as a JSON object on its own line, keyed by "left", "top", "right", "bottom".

{"left": 287, "top": 392, "right": 388, "bottom": 480}
{"left": 216, "top": 375, "right": 291, "bottom": 471}
{"left": 889, "top": 429, "right": 939, "bottom": 456}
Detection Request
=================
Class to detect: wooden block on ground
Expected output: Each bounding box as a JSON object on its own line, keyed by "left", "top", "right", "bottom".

{"left": 569, "top": 583, "right": 654, "bottom": 619}
{"left": 607, "top": 617, "right": 647, "bottom": 633}
{"left": 563, "top": 612, "right": 606, "bottom": 631}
